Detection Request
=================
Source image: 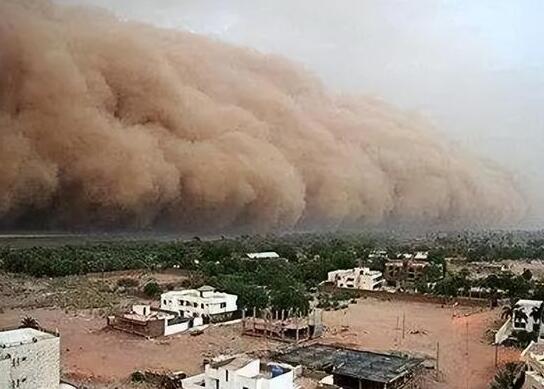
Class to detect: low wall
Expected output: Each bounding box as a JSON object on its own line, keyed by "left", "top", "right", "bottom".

{"left": 322, "top": 285, "right": 490, "bottom": 307}
{"left": 495, "top": 318, "right": 512, "bottom": 344}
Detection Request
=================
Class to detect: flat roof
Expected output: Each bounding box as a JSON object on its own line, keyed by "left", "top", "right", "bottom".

{"left": 246, "top": 252, "right": 280, "bottom": 259}
{"left": 276, "top": 345, "right": 423, "bottom": 384}
{"left": 0, "top": 328, "right": 57, "bottom": 348}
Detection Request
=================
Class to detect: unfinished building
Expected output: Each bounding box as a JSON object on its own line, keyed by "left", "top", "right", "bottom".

{"left": 241, "top": 309, "right": 323, "bottom": 343}
{"left": 275, "top": 344, "right": 425, "bottom": 389}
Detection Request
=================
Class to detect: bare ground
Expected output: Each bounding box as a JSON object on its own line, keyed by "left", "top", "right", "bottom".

{"left": 320, "top": 297, "right": 521, "bottom": 389}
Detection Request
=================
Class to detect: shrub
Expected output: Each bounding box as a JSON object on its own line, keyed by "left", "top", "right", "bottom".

{"left": 143, "top": 282, "right": 162, "bottom": 298}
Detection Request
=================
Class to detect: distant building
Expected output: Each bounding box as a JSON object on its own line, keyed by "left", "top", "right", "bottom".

{"left": 368, "top": 250, "right": 387, "bottom": 259}
{"left": 414, "top": 251, "right": 429, "bottom": 260}
{"left": 384, "top": 259, "right": 429, "bottom": 287}
{"left": 161, "top": 286, "right": 238, "bottom": 323}
{"left": 521, "top": 341, "right": 544, "bottom": 388}
{"left": 0, "top": 327, "right": 74, "bottom": 389}
{"left": 327, "top": 267, "right": 384, "bottom": 290}
{"left": 246, "top": 252, "right": 280, "bottom": 260}
{"left": 181, "top": 356, "right": 295, "bottom": 389}
{"left": 107, "top": 304, "right": 192, "bottom": 337}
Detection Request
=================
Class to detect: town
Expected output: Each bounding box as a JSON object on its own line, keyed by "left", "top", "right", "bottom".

{"left": 2, "top": 230, "right": 544, "bottom": 388}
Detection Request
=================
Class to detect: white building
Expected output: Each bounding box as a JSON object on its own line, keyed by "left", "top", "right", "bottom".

{"left": 414, "top": 251, "right": 429, "bottom": 260}
{"left": 181, "top": 356, "right": 295, "bottom": 389}
{"left": 521, "top": 341, "right": 544, "bottom": 388}
{"left": 327, "top": 267, "right": 384, "bottom": 290}
{"left": 513, "top": 300, "right": 543, "bottom": 333}
{"left": 161, "top": 286, "right": 238, "bottom": 323}
{"left": 246, "top": 252, "right": 280, "bottom": 260}
{"left": 0, "top": 328, "right": 61, "bottom": 389}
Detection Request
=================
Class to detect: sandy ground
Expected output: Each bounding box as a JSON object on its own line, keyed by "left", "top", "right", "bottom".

{"left": 0, "top": 289, "right": 521, "bottom": 388}
{"left": 0, "top": 308, "right": 275, "bottom": 388}
{"left": 321, "top": 297, "right": 520, "bottom": 389}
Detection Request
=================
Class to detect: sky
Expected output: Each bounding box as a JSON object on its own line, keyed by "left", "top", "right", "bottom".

{"left": 57, "top": 0, "right": 544, "bottom": 225}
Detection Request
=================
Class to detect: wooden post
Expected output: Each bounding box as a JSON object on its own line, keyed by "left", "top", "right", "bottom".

{"left": 295, "top": 313, "right": 300, "bottom": 343}
{"left": 494, "top": 343, "right": 498, "bottom": 367}
{"left": 242, "top": 309, "right": 246, "bottom": 331}
{"left": 252, "top": 307, "right": 256, "bottom": 334}
{"left": 436, "top": 341, "right": 440, "bottom": 373}
{"left": 402, "top": 312, "right": 406, "bottom": 340}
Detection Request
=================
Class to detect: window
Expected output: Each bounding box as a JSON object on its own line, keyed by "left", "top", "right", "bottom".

{"left": 220, "top": 302, "right": 226, "bottom": 309}
{"left": 201, "top": 303, "right": 204, "bottom": 309}
{"left": 213, "top": 379, "right": 219, "bottom": 389}
{"left": 226, "top": 370, "right": 229, "bottom": 381}
{"left": 193, "top": 303, "right": 198, "bottom": 308}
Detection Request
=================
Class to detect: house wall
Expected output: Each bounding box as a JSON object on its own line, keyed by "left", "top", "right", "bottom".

{"left": 328, "top": 268, "right": 384, "bottom": 291}
{"left": 0, "top": 336, "right": 60, "bottom": 389}
{"left": 203, "top": 360, "right": 294, "bottom": 389}
{"left": 161, "top": 291, "right": 237, "bottom": 319}
{"left": 164, "top": 320, "right": 189, "bottom": 336}
{"left": 111, "top": 317, "right": 165, "bottom": 337}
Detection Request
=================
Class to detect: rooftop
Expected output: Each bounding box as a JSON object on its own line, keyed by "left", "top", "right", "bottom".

{"left": 517, "top": 299, "right": 543, "bottom": 307}
{"left": 276, "top": 345, "right": 423, "bottom": 384}
{"left": 246, "top": 252, "right": 280, "bottom": 259}
{"left": 211, "top": 356, "right": 254, "bottom": 370}
{"left": 0, "top": 328, "right": 57, "bottom": 348}
{"left": 162, "top": 289, "right": 234, "bottom": 299}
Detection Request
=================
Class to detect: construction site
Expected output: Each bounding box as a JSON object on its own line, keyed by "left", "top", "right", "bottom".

{"left": 275, "top": 344, "right": 426, "bottom": 389}
{"left": 241, "top": 308, "right": 324, "bottom": 343}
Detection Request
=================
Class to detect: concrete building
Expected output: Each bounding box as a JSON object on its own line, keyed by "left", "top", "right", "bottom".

{"left": 181, "top": 356, "right": 295, "bottom": 389}
{"left": 276, "top": 344, "right": 424, "bottom": 389}
{"left": 512, "top": 300, "right": 543, "bottom": 334}
{"left": 521, "top": 341, "right": 544, "bottom": 388}
{"left": 0, "top": 328, "right": 60, "bottom": 389}
{"left": 246, "top": 252, "right": 280, "bottom": 260}
{"left": 161, "top": 286, "right": 238, "bottom": 323}
{"left": 495, "top": 299, "right": 544, "bottom": 345}
{"left": 327, "top": 267, "right": 384, "bottom": 290}
{"left": 384, "top": 259, "right": 429, "bottom": 287}
{"left": 108, "top": 304, "right": 192, "bottom": 337}
{"left": 242, "top": 309, "right": 323, "bottom": 343}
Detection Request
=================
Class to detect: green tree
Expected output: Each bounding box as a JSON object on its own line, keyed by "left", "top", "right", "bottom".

{"left": 143, "top": 282, "right": 162, "bottom": 298}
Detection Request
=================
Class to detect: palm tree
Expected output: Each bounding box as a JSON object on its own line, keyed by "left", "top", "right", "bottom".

{"left": 501, "top": 302, "right": 519, "bottom": 320}
{"left": 19, "top": 316, "right": 40, "bottom": 330}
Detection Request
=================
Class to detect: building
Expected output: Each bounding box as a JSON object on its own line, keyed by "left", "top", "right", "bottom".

{"left": 161, "top": 286, "right": 238, "bottom": 323}
{"left": 414, "top": 251, "right": 429, "bottom": 260}
{"left": 242, "top": 309, "right": 323, "bottom": 343}
{"left": 181, "top": 356, "right": 295, "bottom": 389}
{"left": 276, "top": 344, "right": 424, "bottom": 389}
{"left": 384, "top": 259, "right": 429, "bottom": 287}
{"left": 107, "top": 304, "right": 192, "bottom": 337}
{"left": 521, "top": 341, "right": 544, "bottom": 388}
{"left": 0, "top": 327, "right": 65, "bottom": 389}
{"left": 246, "top": 252, "right": 280, "bottom": 260}
{"left": 512, "top": 300, "right": 543, "bottom": 334}
{"left": 327, "top": 267, "right": 384, "bottom": 290}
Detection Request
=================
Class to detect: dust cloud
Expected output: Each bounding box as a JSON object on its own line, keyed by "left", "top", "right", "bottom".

{"left": 0, "top": 0, "right": 527, "bottom": 232}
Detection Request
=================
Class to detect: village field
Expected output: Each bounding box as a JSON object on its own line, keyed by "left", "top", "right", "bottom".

{"left": 0, "top": 263, "right": 522, "bottom": 389}
{"left": 0, "top": 289, "right": 522, "bottom": 388}
{"left": 322, "top": 297, "right": 521, "bottom": 389}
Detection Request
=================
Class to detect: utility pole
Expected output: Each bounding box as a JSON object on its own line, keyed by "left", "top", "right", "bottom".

{"left": 436, "top": 341, "right": 440, "bottom": 374}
